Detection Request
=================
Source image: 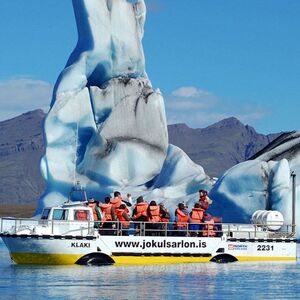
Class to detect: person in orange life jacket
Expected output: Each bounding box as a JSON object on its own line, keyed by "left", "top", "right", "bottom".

{"left": 99, "top": 196, "right": 116, "bottom": 235}
{"left": 202, "top": 213, "right": 215, "bottom": 237}
{"left": 198, "top": 190, "right": 212, "bottom": 211}
{"left": 87, "top": 198, "right": 102, "bottom": 227}
{"left": 146, "top": 200, "right": 162, "bottom": 236}
{"left": 132, "top": 196, "right": 149, "bottom": 222}
{"left": 115, "top": 204, "right": 131, "bottom": 236}
{"left": 189, "top": 203, "right": 204, "bottom": 237}
{"left": 110, "top": 191, "right": 132, "bottom": 210}
{"left": 174, "top": 203, "right": 190, "bottom": 236}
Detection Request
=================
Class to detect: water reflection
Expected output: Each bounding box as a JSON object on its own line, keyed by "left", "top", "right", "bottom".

{"left": 0, "top": 242, "right": 299, "bottom": 299}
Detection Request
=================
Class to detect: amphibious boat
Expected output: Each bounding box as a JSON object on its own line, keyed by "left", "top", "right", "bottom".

{"left": 0, "top": 196, "right": 297, "bottom": 265}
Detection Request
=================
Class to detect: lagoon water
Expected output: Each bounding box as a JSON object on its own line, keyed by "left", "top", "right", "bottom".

{"left": 0, "top": 241, "right": 299, "bottom": 299}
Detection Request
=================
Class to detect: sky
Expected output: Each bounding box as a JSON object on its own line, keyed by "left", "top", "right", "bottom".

{"left": 0, "top": 0, "right": 299, "bottom": 134}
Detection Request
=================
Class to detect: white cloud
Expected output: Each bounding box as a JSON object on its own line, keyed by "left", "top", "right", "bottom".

{"left": 172, "top": 86, "right": 212, "bottom": 98}
{"left": 165, "top": 86, "right": 267, "bottom": 128}
{"left": 0, "top": 77, "right": 52, "bottom": 121}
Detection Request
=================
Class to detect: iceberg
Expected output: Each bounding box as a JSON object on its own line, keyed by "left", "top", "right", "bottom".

{"left": 209, "top": 132, "right": 300, "bottom": 238}
{"left": 38, "top": 0, "right": 212, "bottom": 212}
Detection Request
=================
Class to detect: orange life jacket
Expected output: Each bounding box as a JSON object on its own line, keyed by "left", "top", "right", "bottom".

{"left": 75, "top": 210, "right": 87, "bottom": 221}
{"left": 110, "top": 197, "right": 122, "bottom": 209}
{"left": 148, "top": 205, "right": 161, "bottom": 222}
{"left": 190, "top": 208, "right": 204, "bottom": 224}
{"left": 99, "top": 203, "right": 113, "bottom": 222}
{"left": 115, "top": 208, "right": 130, "bottom": 228}
{"left": 88, "top": 203, "right": 99, "bottom": 221}
{"left": 133, "top": 202, "right": 149, "bottom": 220}
{"left": 202, "top": 219, "right": 215, "bottom": 236}
{"left": 175, "top": 208, "right": 189, "bottom": 228}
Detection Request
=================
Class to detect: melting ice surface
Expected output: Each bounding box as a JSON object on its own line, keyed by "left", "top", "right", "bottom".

{"left": 39, "top": 0, "right": 212, "bottom": 212}
{"left": 38, "top": 0, "right": 299, "bottom": 238}
{"left": 210, "top": 132, "right": 300, "bottom": 239}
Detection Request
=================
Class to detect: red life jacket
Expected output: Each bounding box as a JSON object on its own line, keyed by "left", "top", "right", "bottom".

{"left": 88, "top": 203, "right": 98, "bottom": 221}
{"left": 190, "top": 208, "right": 204, "bottom": 224}
{"left": 133, "top": 202, "right": 149, "bottom": 220}
{"left": 99, "top": 203, "right": 113, "bottom": 222}
{"left": 202, "top": 219, "right": 215, "bottom": 236}
{"left": 148, "top": 205, "right": 161, "bottom": 222}
{"left": 110, "top": 197, "right": 122, "bottom": 209}
{"left": 115, "top": 208, "right": 130, "bottom": 228}
{"left": 75, "top": 210, "right": 87, "bottom": 221}
{"left": 175, "top": 208, "right": 189, "bottom": 228}
{"left": 199, "top": 195, "right": 209, "bottom": 210}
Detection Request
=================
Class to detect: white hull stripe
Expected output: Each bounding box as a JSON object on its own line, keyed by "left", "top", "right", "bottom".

{"left": 0, "top": 234, "right": 96, "bottom": 240}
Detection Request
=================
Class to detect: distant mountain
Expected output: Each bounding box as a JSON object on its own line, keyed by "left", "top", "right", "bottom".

{"left": 0, "top": 111, "right": 282, "bottom": 204}
{"left": 168, "top": 117, "right": 282, "bottom": 177}
{"left": 0, "top": 110, "right": 46, "bottom": 204}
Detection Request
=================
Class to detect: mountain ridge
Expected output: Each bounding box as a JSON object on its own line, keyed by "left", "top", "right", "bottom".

{"left": 0, "top": 110, "right": 282, "bottom": 204}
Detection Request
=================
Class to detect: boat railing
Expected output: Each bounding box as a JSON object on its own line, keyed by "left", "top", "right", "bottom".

{"left": 0, "top": 217, "right": 295, "bottom": 239}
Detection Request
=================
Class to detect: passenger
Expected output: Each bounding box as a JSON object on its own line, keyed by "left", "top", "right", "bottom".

{"left": 174, "top": 203, "right": 189, "bottom": 236}
{"left": 147, "top": 200, "right": 161, "bottom": 236}
{"left": 189, "top": 203, "right": 204, "bottom": 237}
{"left": 202, "top": 213, "right": 215, "bottom": 237}
{"left": 159, "top": 202, "right": 170, "bottom": 236}
{"left": 99, "top": 196, "right": 116, "bottom": 235}
{"left": 132, "top": 196, "right": 149, "bottom": 222}
{"left": 198, "top": 190, "right": 212, "bottom": 211}
{"left": 123, "top": 193, "right": 133, "bottom": 208}
{"left": 110, "top": 191, "right": 132, "bottom": 210}
{"left": 132, "top": 196, "right": 149, "bottom": 234}
{"left": 110, "top": 191, "right": 123, "bottom": 209}
{"left": 126, "top": 193, "right": 133, "bottom": 205}
{"left": 87, "top": 198, "right": 102, "bottom": 227}
{"left": 115, "top": 204, "right": 131, "bottom": 236}
{"left": 159, "top": 202, "right": 170, "bottom": 223}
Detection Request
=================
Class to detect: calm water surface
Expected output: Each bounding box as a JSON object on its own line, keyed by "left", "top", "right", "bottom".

{"left": 0, "top": 241, "right": 299, "bottom": 299}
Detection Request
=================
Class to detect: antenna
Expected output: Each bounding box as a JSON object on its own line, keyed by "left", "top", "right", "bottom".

{"left": 291, "top": 171, "right": 296, "bottom": 235}
{"left": 73, "top": 119, "right": 79, "bottom": 187}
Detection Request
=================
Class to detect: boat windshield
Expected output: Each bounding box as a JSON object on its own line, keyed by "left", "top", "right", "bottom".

{"left": 41, "top": 209, "right": 51, "bottom": 220}
{"left": 52, "top": 209, "right": 69, "bottom": 220}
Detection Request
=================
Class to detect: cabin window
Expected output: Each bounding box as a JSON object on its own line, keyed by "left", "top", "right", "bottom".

{"left": 74, "top": 210, "right": 90, "bottom": 221}
{"left": 52, "top": 209, "right": 68, "bottom": 220}
{"left": 41, "top": 209, "right": 51, "bottom": 220}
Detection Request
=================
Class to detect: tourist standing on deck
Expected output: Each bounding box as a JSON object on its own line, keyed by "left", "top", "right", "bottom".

{"left": 198, "top": 190, "right": 212, "bottom": 211}
{"left": 159, "top": 202, "right": 170, "bottom": 236}
{"left": 87, "top": 198, "right": 102, "bottom": 227}
{"left": 147, "top": 200, "right": 161, "bottom": 236}
{"left": 189, "top": 203, "right": 204, "bottom": 237}
{"left": 132, "top": 196, "right": 149, "bottom": 234}
{"left": 174, "top": 203, "right": 189, "bottom": 236}
{"left": 99, "top": 196, "right": 116, "bottom": 235}
{"left": 110, "top": 191, "right": 132, "bottom": 210}
{"left": 115, "top": 204, "right": 131, "bottom": 236}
